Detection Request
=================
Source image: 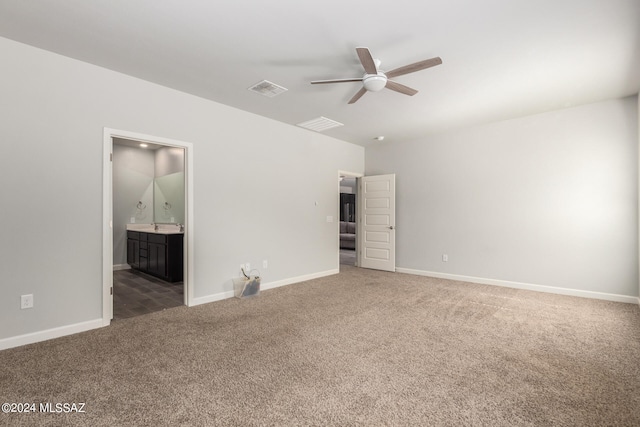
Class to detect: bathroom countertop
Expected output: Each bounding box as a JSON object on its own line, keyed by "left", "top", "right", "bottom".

{"left": 126, "top": 224, "right": 184, "bottom": 234}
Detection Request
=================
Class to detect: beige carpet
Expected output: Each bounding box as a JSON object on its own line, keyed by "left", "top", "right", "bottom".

{"left": 1, "top": 266, "right": 639, "bottom": 426}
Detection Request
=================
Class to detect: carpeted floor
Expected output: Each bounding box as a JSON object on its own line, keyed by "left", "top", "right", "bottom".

{"left": 1, "top": 266, "right": 639, "bottom": 426}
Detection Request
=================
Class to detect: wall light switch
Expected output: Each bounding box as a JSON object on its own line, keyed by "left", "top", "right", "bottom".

{"left": 263, "top": 260, "right": 268, "bottom": 269}
{"left": 21, "top": 294, "right": 33, "bottom": 309}
{"left": 442, "top": 254, "right": 448, "bottom": 262}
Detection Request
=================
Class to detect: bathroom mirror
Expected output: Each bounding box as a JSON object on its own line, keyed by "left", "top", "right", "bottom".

{"left": 154, "top": 171, "right": 185, "bottom": 224}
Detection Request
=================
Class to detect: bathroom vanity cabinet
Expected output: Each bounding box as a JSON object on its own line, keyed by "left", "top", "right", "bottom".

{"left": 127, "top": 231, "right": 184, "bottom": 282}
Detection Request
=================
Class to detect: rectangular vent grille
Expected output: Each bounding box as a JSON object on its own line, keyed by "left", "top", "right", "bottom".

{"left": 296, "top": 116, "right": 344, "bottom": 132}
{"left": 248, "top": 80, "right": 288, "bottom": 97}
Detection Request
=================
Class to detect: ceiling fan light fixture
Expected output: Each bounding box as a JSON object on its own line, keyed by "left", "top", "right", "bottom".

{"left": 363, "top": 73, "right": 387, "bottom": 92}
{"left": 310, "top": 47, "right": 442, "bottom": 104}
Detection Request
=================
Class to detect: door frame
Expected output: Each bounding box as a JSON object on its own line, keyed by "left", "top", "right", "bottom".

{"left": 338, "top": 170, "right": 363, "bottom": 267}
{"left": 102, "top": 128, "right": 195, "bottom": 325}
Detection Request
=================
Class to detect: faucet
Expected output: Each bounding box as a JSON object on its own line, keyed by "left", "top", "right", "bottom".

{"left": 153, "top": 223, "right": 158, "bottom": 231}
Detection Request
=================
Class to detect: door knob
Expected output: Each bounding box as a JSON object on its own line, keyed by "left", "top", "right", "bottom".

{"left": 389, "top": 226, "right": 394, "bottom": 230}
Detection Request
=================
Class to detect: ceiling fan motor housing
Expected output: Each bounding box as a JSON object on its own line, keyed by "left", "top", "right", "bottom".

{"left": 363, "top": 72, "right": 387, "bottom": 92}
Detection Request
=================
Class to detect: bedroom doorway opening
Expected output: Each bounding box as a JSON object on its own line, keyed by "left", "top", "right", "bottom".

{"left": 339, "top": 171, "right": 361, "bottom": 267}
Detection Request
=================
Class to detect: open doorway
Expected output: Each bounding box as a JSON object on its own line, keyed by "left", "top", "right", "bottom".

{"left": 111, "top": 138, "right": 186, "bottom": 319}
{"left": 338, "top": 172, "right": 397, "bottom": 272}
{"left": 102, "top": 128, "right": 194, "bottom": 325}
{"left": 339, "top": 172, "right": 361, "bottom": 267}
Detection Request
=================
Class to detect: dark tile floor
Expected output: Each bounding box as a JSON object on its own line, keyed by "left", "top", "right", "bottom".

{"left": 113, "top": 269, "right": 183, "bottom": 320}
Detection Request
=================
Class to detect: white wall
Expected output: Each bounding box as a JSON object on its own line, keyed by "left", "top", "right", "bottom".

{"left": 0, "top": 37, "right": 364, "bottom": 344}
{"left": 112, "top": 144, "right": 155, "bottom": 266}
{"left": 155, "top": 146, "right": 184, "bottom": 178}
{"left": 367, "top": 96, "right": 639, "bottom": 299}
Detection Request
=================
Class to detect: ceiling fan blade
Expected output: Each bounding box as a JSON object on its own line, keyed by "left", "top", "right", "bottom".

{"left": 348, "top": 87, "right": 367, "bottom": 104}
{"left": 385, "top": 80, "right": 418, "bottom": 96}
{"left": 386, "top": 57, "right": 442, "bottom": 78}
{"left": 311, "top": 78, "right": 363, "bottom": 84}
{"left": 356, "top": 47, "right": 378, "bottom": 74}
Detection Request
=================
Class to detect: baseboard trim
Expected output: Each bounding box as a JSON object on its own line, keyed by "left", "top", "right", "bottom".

{"left": 0, "top": 318, "right": 105, "bottom": 351}
{"left": 261, "top": 269, "right": 339, "bottom": 291}
{"left": 190, "top": 269, "right": 339, "bottom": 307}
{"left": 396, "top": 267, "right": 639, "bottom": 304}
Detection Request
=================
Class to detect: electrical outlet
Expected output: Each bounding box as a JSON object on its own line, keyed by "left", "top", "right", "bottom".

{"left": 21, "top": 294, "right": 33, "bottom": 309}
{"left": 263, "top": 260, "right": 268, "bottom": 269}
{"left": 245, "top": 262, "right": 250, "bottom": 271}
{"left": 442, "top": 254, "right": 448, "bottom": 262}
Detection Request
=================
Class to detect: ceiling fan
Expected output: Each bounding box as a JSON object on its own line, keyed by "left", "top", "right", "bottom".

{"left": 311, "top": 47, "right": 442, "bottom": 104}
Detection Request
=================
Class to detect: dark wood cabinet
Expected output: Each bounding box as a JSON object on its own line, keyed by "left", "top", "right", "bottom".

{"left": 127, "top": 233, "right": 139, "bottom": 267}
{"left": 127, "top": 231, "right": 183, "bottom": 282}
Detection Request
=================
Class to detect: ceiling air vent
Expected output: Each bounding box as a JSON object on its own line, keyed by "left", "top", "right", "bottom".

{"left": 296, "top": 116, "right": 344, "bottom": 132}
{"left": 248, "top": 80, "right": 288, "bottom": 97}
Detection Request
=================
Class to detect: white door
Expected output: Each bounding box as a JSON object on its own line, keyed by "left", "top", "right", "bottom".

{"left": 359, "top": 174, "right": 395, "bottom": 272}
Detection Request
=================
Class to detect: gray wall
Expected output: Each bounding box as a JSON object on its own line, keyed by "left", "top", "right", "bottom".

{"left": 340, "top": 177, "right": 356, "bottom": 194}
{"left": 155, "top": 146, "right": 184, "bottom": 178}
{"left": 0, "top": 37, "right": 364, "bottom": 343}
{"left": 112, "top": 144, "right": 155, "bottom": 266}
{"left": 367, "top": 96, "right": 639, "bottom": 298}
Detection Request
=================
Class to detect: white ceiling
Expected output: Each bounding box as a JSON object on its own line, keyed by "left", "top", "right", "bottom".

{"left": 1, "top": 0, "right": 638, "bottom": 146}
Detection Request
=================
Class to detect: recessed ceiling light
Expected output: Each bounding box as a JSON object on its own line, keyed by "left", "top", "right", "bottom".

{"left": 374, "top": 136, "right": 385, "bottom": 141}
{"left": 139, "top": 143, "right": 148, "bottom": 148}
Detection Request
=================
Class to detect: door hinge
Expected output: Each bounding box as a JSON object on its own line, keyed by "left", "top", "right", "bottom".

{"left": 110, "top": 287, "right": 113, "bottom": 295}
{"left": 110, "top": 152, "right": 113, "bottom": 161}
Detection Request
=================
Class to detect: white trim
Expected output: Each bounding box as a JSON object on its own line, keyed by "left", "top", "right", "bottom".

{"left": 191, "top": 290, "right": 236, "bottom": 306}
{"left": 190, "top": 269, "right": 339, "bottom": 307}
{"left": 338, "top": 170, "right": 364, "bottom": 178}
{"left": 102, "top": 131, "right": 113, "bottom": 322}
{"left": 0, "top": 319, "right": 104, "bottom": 351}
{"left": 396, "top": 267, "right": 639, "bottom": 304}
{"left": 261, "top": 269, "right": 339, "bottom": 291}
{"left": 103, "top": 128, "right": 195, "bottom": 323}
{"left": 113, "top": 264, "right": 130, "bottom": 271}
